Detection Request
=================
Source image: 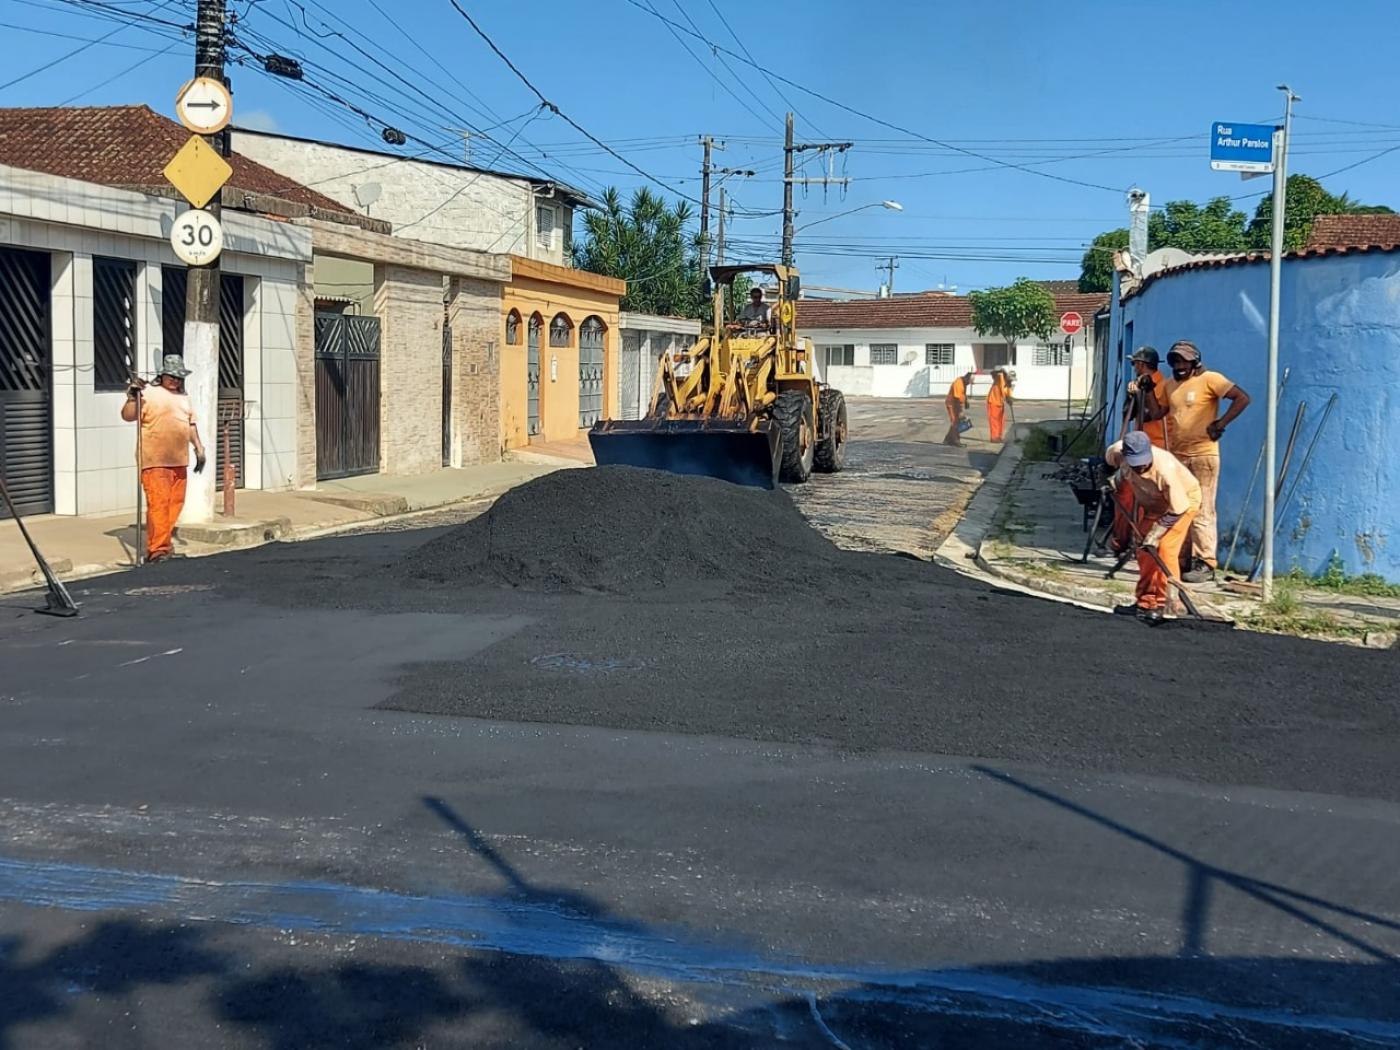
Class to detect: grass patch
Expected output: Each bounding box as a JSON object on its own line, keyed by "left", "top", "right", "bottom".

{"left": 1286, "top": 554, "right": 1400, "bottom": 599}
{"left": 1243, "top": 577, "right": 1377, "bottom": 639}
{"left": 1022, "top": 424, "right": 1099, "bottom": 463}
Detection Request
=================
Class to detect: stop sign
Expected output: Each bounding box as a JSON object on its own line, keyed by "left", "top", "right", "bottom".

{"left": 1059, "top": 311, "right": 1083, "bottom": 335}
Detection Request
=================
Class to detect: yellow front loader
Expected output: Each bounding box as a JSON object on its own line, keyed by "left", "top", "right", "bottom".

{"left": 589, "top": 264, "right": 848, "bottom": 488}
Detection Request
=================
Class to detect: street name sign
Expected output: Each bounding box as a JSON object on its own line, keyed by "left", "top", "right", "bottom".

{"left": 162, "top": 135, "right": 233, "bottom": 209}
{"left": 175, "top": 77, "right": 233, "bottom": 135}
{"left": 1210, "top": 121, "right": 1275, "bottom": 173}
{"left": 170, "top": 208, "right": 224, "bottom": 266}
{"left": 1059, "top": 311, "right": 1083, "bottom": 336}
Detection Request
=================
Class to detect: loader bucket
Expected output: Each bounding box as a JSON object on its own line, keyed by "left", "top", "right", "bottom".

{"left": 588, "top": 418, "right": 781, "bottom": 488}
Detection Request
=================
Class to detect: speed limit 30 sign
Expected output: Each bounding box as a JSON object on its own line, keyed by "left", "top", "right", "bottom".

{"left": 170, "top": 208, "right": 224, "bottom": 265}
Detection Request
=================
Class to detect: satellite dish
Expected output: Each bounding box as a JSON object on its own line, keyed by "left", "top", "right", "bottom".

{"left": 352, "top": 182, "right": 382, "bottom": 210}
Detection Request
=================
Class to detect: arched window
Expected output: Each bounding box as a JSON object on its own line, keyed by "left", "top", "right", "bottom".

{"left": 505, "top": 309, "right": 521, "bottom": 345}
{"left": 549, "top": 313, "right": 573, "bottom": 348}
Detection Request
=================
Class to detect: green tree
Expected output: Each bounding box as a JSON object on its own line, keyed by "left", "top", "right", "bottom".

{"left": 969, "top": 278, "right": 1059, "bottom": 363}
{"left": 1247, "top": 174, "right": 1395, "bottom": 251}
{"left": 572, "top": 187, "right": 704, "bottom": 317}
{"left": 1079, "top": 228, "right": 1129, "bottom": 292}
{"left": 1147, "top": 197, "right": 1249, "bottom": 253}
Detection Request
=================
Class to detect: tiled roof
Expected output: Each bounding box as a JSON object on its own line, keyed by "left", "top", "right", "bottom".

{"left": 1305, "top": 213, "right": 1400, "bottom": 250}
{"left": 1124, "top": 241, "right": 1400, "bottom": 301}
{"left": 798, "top": 290, "right": 1109, "bottom": 331}
{"left": 1036, "top": 279, "right": 1082, "bottom": 294}
{"left": 0, "top": 105, "right": 355, "bottom": 216}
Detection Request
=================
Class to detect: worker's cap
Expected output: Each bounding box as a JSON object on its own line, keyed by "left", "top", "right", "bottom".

{"left": 1122, "top": 430, "right": 1154, "bottom": 467}
{"left": 1129, "top": 346, "right": 1159, "bottom": 367}
{"left": 1167, "top": 340, "right": 1201, "bottom": 363}
{"left": 156, "top": 353, "right": 192, "bottom": 378}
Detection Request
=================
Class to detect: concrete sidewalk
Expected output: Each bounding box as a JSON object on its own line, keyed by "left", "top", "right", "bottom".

{"left": 937, "top": 420, "right": 1399, "bottom": 648}
{"left": 0, "top": 462, "right": 564, "bottom": 595}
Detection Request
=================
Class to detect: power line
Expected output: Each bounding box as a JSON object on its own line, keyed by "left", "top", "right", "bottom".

{"left": 702, "top": 0, "right": 827, "bottom": 136}
{"left": 0, "top": 0, "right": 173, "bottom": 91}
{"left": 57, "top": 37, "right": 181, "bottom": 104}
{"left": 652, "top": 0, "right": 781, "bottom": 129}
{"left": 445, "top": 0, "right": 701, "bottom": 204}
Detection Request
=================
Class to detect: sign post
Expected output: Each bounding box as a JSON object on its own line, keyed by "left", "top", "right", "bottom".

{"left": 1060, "top": 312, "right": 1083, "bottom": 420}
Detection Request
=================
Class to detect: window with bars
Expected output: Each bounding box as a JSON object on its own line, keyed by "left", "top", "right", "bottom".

{"left": 549, "top": 313, "right": 572, "bottom": 347}
{"left": 820, "top": 344, "right": 854, "bottom": 368}
{"left": 1034, "top": 342, "right": 1072, "bottom": 367}
{"left": 925, "top": 343, "right": 954, "bottom": 366}
{"left": 93, "top": 257, "right": 137, "bottom": 390}
{"left": 870, "top": 343, "right": 899, "bottom": 365}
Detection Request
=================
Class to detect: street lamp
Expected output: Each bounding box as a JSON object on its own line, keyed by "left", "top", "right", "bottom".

{"left": 795, "top": 200, "right": 902, "bottom": 233}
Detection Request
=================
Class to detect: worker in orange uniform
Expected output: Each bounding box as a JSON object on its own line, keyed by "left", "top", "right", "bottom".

{"left": 1106, "top": 430, "right": 1201, "bottom": 624}
{"left": 1109, "top": 347, "right": 1169, "bottom": 552}
{"left": 121, "top": 354, "right": 206, "bottom": 563}
{"left": 986, "top": 367, "right": 1012, "bottom": 443}
{"left": 1143, "top": 340, "right": 1250, "bottom": 582}
{"left": 942, "top": 369, "right": 975, "bottom": 446}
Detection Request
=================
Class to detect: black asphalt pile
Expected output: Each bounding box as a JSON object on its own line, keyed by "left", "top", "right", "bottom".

{"left": 401, "top": 465, "right": 840, "bottom": 593}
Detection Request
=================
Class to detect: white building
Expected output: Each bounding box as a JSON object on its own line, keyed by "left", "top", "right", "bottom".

{"left": 617, "top": 312, "right": 701, "bottom": 419}
{"left": 798, "top": 291, "right": 1108, "bottom": 401}
{"left": 231, "top": 128, "right": 596, "bottom": 267}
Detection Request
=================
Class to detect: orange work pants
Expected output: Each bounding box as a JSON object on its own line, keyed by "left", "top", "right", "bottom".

{"left": 1109, "top": 479, "right": 1145, "bottom": 553}
{"left": 943, "top": 400, "right": 965, "bottom": 445}
{"left": 1135, "top": 509, "right": 1196, "bottom": 611}
{"left": 987, "top": 401, "right": 1006, "bottom": 442}
{"left": 141, "top": 466, "right": 188, "bottom": 559}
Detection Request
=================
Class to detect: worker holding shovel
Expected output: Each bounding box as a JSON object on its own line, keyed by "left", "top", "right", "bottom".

{"left": 120, "top": 354, "right": 207, "bottom": 563}
{"left": 1106, "top": 431, "right": 1201, "bottom": 624}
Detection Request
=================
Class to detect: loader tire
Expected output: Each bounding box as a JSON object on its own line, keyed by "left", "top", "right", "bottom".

{"left": 774, "top": 390, "right": 816, "bottom": 483}
{"left": 814, "top": 388, "right": 848, "bottom": 473}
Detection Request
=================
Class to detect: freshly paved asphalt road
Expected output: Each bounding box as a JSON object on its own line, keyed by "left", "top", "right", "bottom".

{"left": 1, "top": 401, "right": 1397, "bottom": 1049}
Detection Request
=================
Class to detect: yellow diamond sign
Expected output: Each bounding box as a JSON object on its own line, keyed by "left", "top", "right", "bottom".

{"left": 163, "top": 135, "right": 232, "bottom": 209}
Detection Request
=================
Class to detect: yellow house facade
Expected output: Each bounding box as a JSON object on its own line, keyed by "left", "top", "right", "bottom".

{"left": 501, "top": 257, "right": 625, "bottom": 448}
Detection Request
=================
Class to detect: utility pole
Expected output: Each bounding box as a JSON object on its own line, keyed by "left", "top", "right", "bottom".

{"left": 698, "top": 135, "right": 721, "bottom": 270}
{"left": 781, "top": 112, "right": 853, "bottom": 267}
{"left": 1262, "top": 86, "right": 1298, "bottom": 601}
{"left": 182, "top": 0, "right": 226, "bottom": 524}
{"left": 876, "top": 256, "right": 899, "bottom": 296}
{"left": 716, "top": 187, "right": 728, "bottom": 266}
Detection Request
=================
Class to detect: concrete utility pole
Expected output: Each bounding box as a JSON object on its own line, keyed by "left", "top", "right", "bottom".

{"left": 1262, "top": 85, "right": 1299, "bottom": 601}
{"left": 182, "top": 0, "right": 226, "bottom": 524}
{"left": 877, "top": 256, "right": 899, "bottom": 296}
{"left": 716, "top": 187, "right": 727, "bottom": 266}
{"left": 781, "top": 112, "right": 853, "bottom": 268}
{"left": 698, "top": 135, "right": 720, "bottom": 271}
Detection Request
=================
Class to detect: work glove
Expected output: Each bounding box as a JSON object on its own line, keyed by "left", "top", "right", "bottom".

{"left": 193, "top": 453, "right": 207, "bottom": 474}
{"left": 1206, "top": 420, "right": 1227, "bottom": 441}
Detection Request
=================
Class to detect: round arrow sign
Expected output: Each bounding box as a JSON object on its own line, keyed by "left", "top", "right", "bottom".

{"left": 175, "top": 77, "right": 233, "bottom": 135}
{"left": 170, "top": 209, "right": 224, "bottom": 266}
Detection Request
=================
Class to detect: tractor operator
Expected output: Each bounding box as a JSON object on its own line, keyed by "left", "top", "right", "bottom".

{"left": 736, "top": 286, "right": 775, "bottom": 333}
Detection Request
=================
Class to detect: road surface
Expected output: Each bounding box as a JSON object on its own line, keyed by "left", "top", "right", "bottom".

{"left": 1, "top": 400, "right": 1397, "bottom": 1049}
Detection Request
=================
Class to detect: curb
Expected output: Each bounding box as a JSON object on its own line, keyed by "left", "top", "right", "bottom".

{"left": 0, "top": 557, "right": 74, "bottom": 595}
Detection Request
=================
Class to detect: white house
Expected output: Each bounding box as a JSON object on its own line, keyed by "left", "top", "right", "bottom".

{"left": 231, "top": 128, "right": 597, "bottom": 266}
{"left": 797, "top": 291, "right": 1108, "bottom": 401}
{"left": 617, "top": 312, "right": 701, "bottom": 419}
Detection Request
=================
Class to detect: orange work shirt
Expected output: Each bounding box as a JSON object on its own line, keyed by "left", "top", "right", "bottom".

{"left": 139, "top": 385, "right": 197, "bottom": 469}
{"left": 1162, "top": 369, "right": 1236, "bottom": 459}
{"left": 1105, "top": 441, "right": 1202, "bottom": 519}
{"left": 1136, "top": 370, "right": 1168, "bottom": 448}
{"left": 947, "top": 376, "right": 969, "bottom": 405}
{"left": 987, "top": 376, "right": 1010, "bottom": 407}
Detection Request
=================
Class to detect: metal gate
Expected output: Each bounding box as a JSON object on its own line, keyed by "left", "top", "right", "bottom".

{"left": 162, "top": 268, "right": 245, "bottom": 486}
{"left": 579, "top": 317, "right": 604, "bottom": 427}
{"left": 0, "top": 247, "right": 52, "bottom": 517}
{"left": 315, "top": 312, "right": 381, "bottom": 480}
{"left": 527, "top": 315, "right": 541, "bottom": 437}
{"left": 441, "top": 319, "right": 452, "bottom": 467}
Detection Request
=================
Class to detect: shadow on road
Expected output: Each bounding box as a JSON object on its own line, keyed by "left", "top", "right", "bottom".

{"left": 2, "top": 793, "right": 1397, "bottom": 1047}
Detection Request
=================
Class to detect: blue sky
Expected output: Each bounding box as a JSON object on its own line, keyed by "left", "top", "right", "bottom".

{"left": 4, "top": 0, "right": 1399, "bottom": 292}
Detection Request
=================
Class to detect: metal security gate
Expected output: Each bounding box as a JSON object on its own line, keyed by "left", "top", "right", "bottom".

{"left": 527, "top": 315, "right": 541, "bottom": 437}
{"left": 620, "top": 330, "right": 642, "bottom": 420}
{"left": 162, "top": 268, "right": 245, "bottom": 486}
{"left": 579, "top": 317, "right": 604, "bottom": 427}
{"left": 0, "top": 248, "right": 52, "bottom": 517}
{"left": 441, "top": 319, "right": 452, "bottom": 467}
{"left": 315, "top": 313, "right": 381, "bottom": 480}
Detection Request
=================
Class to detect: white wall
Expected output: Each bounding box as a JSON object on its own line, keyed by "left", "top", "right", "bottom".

{"left": 807, "top": 325, "right": 1093, "bottom": 401}
{"left": 0, "top": 165, "right": 310, "bottom": 516}
{"left": 232, "top": 132, "right": 571, "bottom": 265}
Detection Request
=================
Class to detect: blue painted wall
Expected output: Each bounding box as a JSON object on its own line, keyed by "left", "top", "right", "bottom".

{"left": 1109, "top": 249, "right": 1400, "bottom": 580}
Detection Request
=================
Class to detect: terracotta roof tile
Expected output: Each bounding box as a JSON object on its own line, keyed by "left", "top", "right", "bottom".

{"left": 0, "top": 105, "right": 354, "bottom": 216}
{"left": 1305, "top": 213, "right": 1400, "bottom": 251}
{"left": 798, "top": 290, "right": 1108, "bottom": 330}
